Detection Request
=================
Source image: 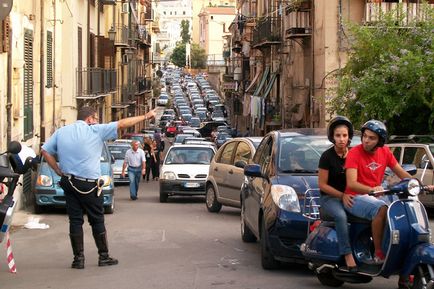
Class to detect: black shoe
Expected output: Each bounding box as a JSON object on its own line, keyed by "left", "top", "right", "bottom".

{"left": 98, "top": 254, "right": 119, "bottom": 266}
{"left": 130, "top": 196, "right": 137, "bottom": 200}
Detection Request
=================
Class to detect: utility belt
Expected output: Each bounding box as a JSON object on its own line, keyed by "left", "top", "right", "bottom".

{"left": 62, "top": 174, "right": 104, "bottom": 196}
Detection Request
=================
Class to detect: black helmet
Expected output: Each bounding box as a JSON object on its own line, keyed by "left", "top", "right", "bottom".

{"left": 361, "top": 119, "right": 387, "bottom": 147}
{"left": 327, "top": 116, "right": 354, "bottom": 144}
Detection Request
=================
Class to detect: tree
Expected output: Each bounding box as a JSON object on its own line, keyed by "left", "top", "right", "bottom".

{"left": 180, "top": 20, "right": 191, "bottom": 44}
{"left": 328, "top": 4, "right": 434, "bottom": 134}
{"left": 170, "top": 43, "right": 186, "bottom": 68}
{"left": 191, "top": 43, "right": 207, "bottom": 69}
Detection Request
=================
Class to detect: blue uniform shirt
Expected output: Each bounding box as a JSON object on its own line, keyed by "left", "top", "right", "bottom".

{"left": 42, "top": 120, "right": 118, "bottom": 179}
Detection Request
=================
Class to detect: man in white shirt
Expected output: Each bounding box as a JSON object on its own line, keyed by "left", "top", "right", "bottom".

{"left": 122, "top": 140, "right": 146, "bottom": 200}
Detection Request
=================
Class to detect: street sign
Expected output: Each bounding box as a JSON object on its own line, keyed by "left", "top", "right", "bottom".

{"left": 0, "top": 0, "right": 12, "bottom": 21}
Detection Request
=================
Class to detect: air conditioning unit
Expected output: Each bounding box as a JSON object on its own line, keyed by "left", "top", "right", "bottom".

{"left": 122, "top": 3, "right": 129, "bottom": 14}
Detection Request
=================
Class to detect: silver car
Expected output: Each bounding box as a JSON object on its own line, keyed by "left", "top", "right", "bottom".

{"left": 205, "top": 137, "right": 262, "bottom": 213}
{"left": 107, "top": 142, "right": 131, "bottom": 184}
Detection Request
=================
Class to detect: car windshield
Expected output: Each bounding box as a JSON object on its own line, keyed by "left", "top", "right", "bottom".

{"left": 278, "top": 135, "right": 332, "bottom": 173}
{"left": 165, "top": 147, "right": 214, "bottom": 165}
{"left": 108, "top": 145, "right": 130, "bottom": 160}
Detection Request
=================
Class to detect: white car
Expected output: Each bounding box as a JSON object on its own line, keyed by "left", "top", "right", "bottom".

{"left": 157, "top": 94, "right": 169, "bottom": 106}
{"left": 159, "top": 144, "right": 216, "bottom": 202}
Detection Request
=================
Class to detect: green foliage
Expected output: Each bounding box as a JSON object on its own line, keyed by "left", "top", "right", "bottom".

{"left": 328, "top": 3, "right": 434, "bottom": 134}
{"left": 180, "top": 20, "right": 191, "bottom": 44}
{"left": 191, "top": 43, "right": 207, "bottom": 69}
{"left": 170, "top": 43, "right": 186, "bottom": 68}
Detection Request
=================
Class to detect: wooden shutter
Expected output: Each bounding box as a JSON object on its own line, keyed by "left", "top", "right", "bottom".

{"left": 46, "top": 30, "right": 53, "bottom": 88}
{"left": 23, "top": 29, "right": 34, "bottom": 140}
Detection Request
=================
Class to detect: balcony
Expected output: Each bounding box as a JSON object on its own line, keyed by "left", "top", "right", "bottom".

{"left": 113, "top": 24, "right": 129, "bottom": 47}
{"left": 252, "top": 17, "right": 282, "bottom": 48}
{"left": 121, "top": 85, "right": 136, "bottom": 104}
{"left": 133, "top": 25, "right": 152, "bottom": 47}
{"left": 365, "top": 1, "right": 434, "bottom": 26}
{"left": 285, "top": 1, "right": 312, "bottom": 38}
{"left": 76, "top": 68, "right": 116, "bottom": 99}
{"left": 136, "top": 77, "right": 152, "bottom": 95}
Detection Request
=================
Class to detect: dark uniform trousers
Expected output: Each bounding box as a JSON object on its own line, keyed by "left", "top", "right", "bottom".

{"left": 60, "top": 175, "right": 105, "bottom": 235}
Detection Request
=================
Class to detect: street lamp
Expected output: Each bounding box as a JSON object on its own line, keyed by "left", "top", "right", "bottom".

{"left": 108, "top": 26, "right": 116, "bottom": 41}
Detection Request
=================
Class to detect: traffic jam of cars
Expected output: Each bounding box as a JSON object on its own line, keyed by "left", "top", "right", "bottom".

{"left": 31, "top": 67, "right": 434, "bottom": 287}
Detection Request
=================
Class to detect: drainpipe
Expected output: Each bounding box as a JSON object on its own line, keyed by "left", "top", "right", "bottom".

{"left": 6, "top": 21, "right": 12, "bottom": 143}
{"left": 309, "top": 0, "right": 315, "bottom": 128}
{"left": 40, "top": 1, "right": 45, "bottom": 142}
{"left": 51, "top": 0, "right": 57, "bottom": 133}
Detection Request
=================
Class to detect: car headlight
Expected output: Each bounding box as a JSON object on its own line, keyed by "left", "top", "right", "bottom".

{"left": 162, "top": 171, "right": 176, "bottom": 180}
{"left": 37, "top": 175, "right": 53, "bottom": 186}
{"left": 271, "top": 185, "right": 300, "bottom": 212}
{"left": 407, "top": 178, "right": 421, "bottom": 196}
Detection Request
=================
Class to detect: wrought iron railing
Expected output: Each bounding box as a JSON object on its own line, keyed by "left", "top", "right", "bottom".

{"left": 252, "top": 17, "right": 282, "bottom": 46}
{"left": 76, "top": 68, "right": 116, "bottom": 97}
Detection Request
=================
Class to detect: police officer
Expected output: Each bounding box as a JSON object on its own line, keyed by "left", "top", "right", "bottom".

{"left": 41, "top": 106, "right": 156, "bottom": 269}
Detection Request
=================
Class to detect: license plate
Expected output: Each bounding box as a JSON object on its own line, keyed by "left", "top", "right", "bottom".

{"left": 184, "top": 182, "right": 200, "bottom": 188}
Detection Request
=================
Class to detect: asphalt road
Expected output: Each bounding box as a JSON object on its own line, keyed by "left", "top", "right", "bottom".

{"left": 0, "top": 181, "right": 402, "bottom": 289}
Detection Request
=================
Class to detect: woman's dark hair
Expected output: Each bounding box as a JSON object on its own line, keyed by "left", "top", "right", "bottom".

{"left": 77, "top": 106, "right": 96, "bottom": 121}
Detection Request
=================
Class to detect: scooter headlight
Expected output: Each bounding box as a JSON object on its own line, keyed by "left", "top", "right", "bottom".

{"left": 271, "top": 185, "right": 300, "bottom": 212}
{"left": 407, "top": 178, "right": 421, "bottom": 196}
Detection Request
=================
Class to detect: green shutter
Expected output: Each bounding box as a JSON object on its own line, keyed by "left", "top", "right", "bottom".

{"left": 46, "top": 30, "right": 53, "bottom": 88}
{"left": 23, "top": 29, "right": 34, "bottom": 140}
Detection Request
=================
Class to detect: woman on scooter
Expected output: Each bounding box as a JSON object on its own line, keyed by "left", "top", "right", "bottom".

{"left": 318, "top": 116, "right": 357, "bottom": 272}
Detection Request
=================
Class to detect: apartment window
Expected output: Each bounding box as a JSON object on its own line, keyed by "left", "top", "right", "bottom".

{"left": 46, "top": 30, "right": 53, "bottom": 88}
{"left": 164, "top": 11, "right": 166, "bottom": 15}
{"left": 23, "top": 29, "right": 34, "bottom": 140}
{"left": 183, "top": 11, "right": 185, "bottom": 15}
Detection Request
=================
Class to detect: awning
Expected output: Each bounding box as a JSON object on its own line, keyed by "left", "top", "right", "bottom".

{"left": 252, "top": 66, "right": 270, "bottom": 96}
{"left": 262, "top": 73, "right": 277, "bottom": 99}
{"left": 245, "top": 68, "right": 261, "bottom": 93}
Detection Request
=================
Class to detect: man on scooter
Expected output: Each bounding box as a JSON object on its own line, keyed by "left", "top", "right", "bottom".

{"left": 343, "top": 120, "right": 412, "bottom": 289}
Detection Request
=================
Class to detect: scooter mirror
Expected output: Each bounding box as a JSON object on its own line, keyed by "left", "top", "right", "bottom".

{"left": 7, "top": 141, "right": 21, "bottom": 155}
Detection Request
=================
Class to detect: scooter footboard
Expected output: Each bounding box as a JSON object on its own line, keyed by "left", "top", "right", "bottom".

{"left": 401, "top": 243, "right": 434, "bottom": 276}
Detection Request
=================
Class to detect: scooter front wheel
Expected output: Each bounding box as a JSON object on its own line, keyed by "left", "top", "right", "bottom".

{"left": 412, "top": 265, "right": 433, "bottom": 289}
{"left": 316, "top": 270, "right": 344, "bottom": 287}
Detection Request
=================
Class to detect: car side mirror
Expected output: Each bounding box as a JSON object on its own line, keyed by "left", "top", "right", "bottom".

{"left": 244, "top": 164, "right": 262, "bottom": 177}
{"left": 234, "top": 160, "right": 247, "bottom": 169}
{"left": 421, "top": 154, "right": 433, "bottom": 169}
{"left": 402, "top": 164, "right": 418, "bottom": 176}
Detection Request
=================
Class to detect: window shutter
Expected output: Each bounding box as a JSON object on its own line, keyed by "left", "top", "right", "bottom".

{"left": 46, "top": 30, "right": 53, "bottom": 88}
{"left": 23, "top": 29, "right": 34, "bottom": 140}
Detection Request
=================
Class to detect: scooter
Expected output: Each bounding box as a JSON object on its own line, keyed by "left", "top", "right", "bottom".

{"left": 0, "top": 141, "right": 38, "bottom": 243}
{"left": 301, "top": 177, "right": 434, "bottom": 288}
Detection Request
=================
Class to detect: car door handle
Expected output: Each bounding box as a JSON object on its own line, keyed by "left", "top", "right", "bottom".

{"left": 214, "top": 167, "right": 218, "bottom": 171}
{"left": 229, "top": 170, "right": 233, "bottom": 174}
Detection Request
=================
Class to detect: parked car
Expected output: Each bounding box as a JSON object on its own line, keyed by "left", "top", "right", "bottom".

{"left": 159, "top": 144, "right": 216, "bottom": 203}
{"left": 387, "top": 135, "right": 434, "bottom": 207}
{"left": 33, "top": 142, "right": 115, "bottom": 214}
{"left": 107, "top": 142, "right": 131, "bottom": 184}
{"left": 241, "top": 129, "right": 332, "bottom": 269}
{"left": 206, "top": 137, "right": 262, "bottom": 213}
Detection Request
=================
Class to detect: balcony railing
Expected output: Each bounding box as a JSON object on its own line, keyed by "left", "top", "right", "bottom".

{"left": 121, "top": 85, "right": 136, "bottom": 103}
{"left": 136, "top": 77, "right": 152, "bottom": 94}
{"left": 113, "top": 24, "right": 129, "bottom": 46}
{"left": 365, "top": 1, "right": 434, "bottom": 25}
{"left": 252, "top": 17, "right": 282, "bottom": 48}
{"left": 76, "top": 68, "right": 116, "bottom": 98}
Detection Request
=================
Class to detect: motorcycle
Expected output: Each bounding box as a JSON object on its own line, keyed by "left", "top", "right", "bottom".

{"left": 0, "top": 141, "right": 38, "bottom": 243}
{"left": 301, "top": 177, "right": 434, "bottom": 288}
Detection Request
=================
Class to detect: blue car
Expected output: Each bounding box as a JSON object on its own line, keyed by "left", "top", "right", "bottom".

{"left": 241, "top": 129, "right": 332, "bottom": 269}
{"left": 33, "top": 142, "right": 115, "bottom": 214}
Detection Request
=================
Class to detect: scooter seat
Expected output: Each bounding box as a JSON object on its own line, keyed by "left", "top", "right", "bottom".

{"left": 319, "top": 208, "right": 370, "bottom": 224}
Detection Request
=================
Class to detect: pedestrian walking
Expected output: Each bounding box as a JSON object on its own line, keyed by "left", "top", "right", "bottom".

{"left": 41, "top": 106, "right": 156, "bottom": 269}
{"left": 121, "top": 140, "right": 146, "bottom": 200}
{"left": 143, "top": 136, "right": 154, "bottom": 182}
{"left": 151, "top": 139, "right": 160, "bottom": 180}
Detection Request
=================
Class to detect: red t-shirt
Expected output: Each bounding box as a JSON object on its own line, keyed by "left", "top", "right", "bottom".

{"left": 345, "top": 144, "right": 397, "bottom": 195}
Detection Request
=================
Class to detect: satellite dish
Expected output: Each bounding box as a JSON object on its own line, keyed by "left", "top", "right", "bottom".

{"left": 156, "top": 70, "right": 163, "bottom": 78}
{"left": 0, "top": 0, "right": 13, "bottom": 21}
